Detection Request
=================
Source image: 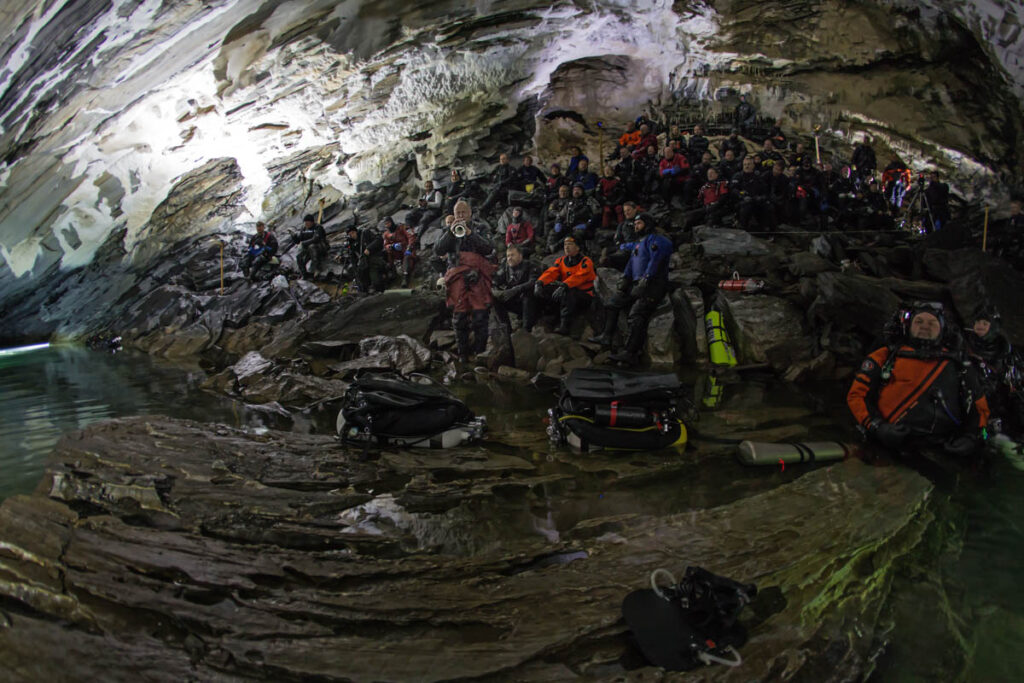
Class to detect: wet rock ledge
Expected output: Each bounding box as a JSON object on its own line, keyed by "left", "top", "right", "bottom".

{"left": 0, "top": 416, "right": 931, "bottom": 681}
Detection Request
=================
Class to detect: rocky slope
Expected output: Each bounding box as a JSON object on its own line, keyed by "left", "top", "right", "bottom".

{"left": 1, "top": 0, "right": 1023, "bottom": 329}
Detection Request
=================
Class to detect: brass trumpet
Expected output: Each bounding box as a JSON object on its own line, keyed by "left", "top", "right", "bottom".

{"left": 450, "top": 220, "right": 469, "bottom": 238}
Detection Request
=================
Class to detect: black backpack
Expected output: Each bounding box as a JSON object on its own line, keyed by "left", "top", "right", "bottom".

{"left": 548, "top": 368, "right": 690, "bottom": 452}
{"left": 338, "top": 373, "right": 475, "bottom": 444}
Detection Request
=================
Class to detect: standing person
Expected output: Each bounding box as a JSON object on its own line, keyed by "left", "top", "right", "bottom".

{"left": 241, "top": 221, "right": 279, "bottom": 280}
{"left": 734, "top": 94, "right": 756, "bottom": 135}
{"left": 294, "top": 214, "right": 328, "bottom": 280}
{"left": 847, "top": 302, "right": 990, "bottom": 457}
{"left": 851, "top": 137, "right": 877, "bottom": 184}
{"left": 354, "top": 221, "right": 386, "bottom": 293}
{"left": 534, "top": 236, "right": 596, "bottom": 336}
{"left": 588, "top": 212, "right": 672, "bottom": 366}
{"left": 435, "top": 200, "right": 495, "bottom": 360}
{"left": 491, "top": 244, "right": 540, "bottom": 332}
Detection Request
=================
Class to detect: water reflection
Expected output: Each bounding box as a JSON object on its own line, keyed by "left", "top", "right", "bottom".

{"left": 0, "top": 345, "right": 258, "bottom": 500}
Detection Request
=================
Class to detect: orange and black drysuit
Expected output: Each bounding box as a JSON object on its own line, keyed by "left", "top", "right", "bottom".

{"left": 535, "top": 253, "right": 596, "bottom": 334}
{"left": 847, "top": 344, "right": 990, "bottom": 443}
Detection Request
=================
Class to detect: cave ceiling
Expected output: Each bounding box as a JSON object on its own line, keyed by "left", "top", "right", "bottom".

{"left": 0, "top": 0, "right": 1022, "bottom": 297}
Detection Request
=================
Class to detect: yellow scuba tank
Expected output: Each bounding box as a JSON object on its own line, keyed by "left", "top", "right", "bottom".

{"left": 704, "top": 309, "right": 737, "bottom": 367}
{"left": 701, "top": 375, "right": 724, "bottom": 408}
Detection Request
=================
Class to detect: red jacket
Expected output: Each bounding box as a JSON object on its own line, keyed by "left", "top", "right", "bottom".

{"left": 659, "top": 155, "right": 690, "bottom": 183}
{"left": 698, "top": 181, "right": 729, "bottom": 206}
{"left": 444, "top": 251, "right": 497, "bottom": 313}
{"left": 505, "top": 221, "right": 535, "bottom": 247}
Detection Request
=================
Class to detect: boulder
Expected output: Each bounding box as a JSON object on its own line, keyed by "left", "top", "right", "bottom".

{"left": 719, "top": 292, "right": 812, "bottom": 369}
{"left": 357, "top": 334, "right": 432, "bottom": 375}
{"left": 693, "top": 226, "right": 773, "bottom": 256}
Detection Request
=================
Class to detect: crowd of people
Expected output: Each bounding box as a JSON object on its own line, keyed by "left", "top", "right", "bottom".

{"left": 237, "top": 102, "right": 1024, "bottom": 455}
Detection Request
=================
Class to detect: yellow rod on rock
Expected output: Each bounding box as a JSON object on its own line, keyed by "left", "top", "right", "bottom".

{"left": 982, "top": 206, "right": 990, "bottom": 251}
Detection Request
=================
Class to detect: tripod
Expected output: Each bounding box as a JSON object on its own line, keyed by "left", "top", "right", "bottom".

{"left": 896, "top": 177, "right": 935, "bottom": 234}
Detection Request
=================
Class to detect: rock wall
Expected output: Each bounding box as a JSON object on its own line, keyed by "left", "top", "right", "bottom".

{"left": 0, "top": 0, "right": 1022, "bottom": 323}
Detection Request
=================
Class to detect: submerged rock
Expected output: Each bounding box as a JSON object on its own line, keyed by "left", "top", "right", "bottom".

{"left": 0, "top": 416, "right": 934, "bottom": 681}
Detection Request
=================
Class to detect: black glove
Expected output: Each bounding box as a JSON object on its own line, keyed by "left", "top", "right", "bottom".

{"left": 944, "top": 434, "right": 980, "bottom": 458}
{"left": 552, "top": 282, "right": 569, "bottom": 301}
{"left": 632, "top": 277, "right": 649, "bottom": 298}
{"left": 870, "top": 420, "right": 909, "bottom": 449}
{"left": 492, "top": 289, "right": 508, "bottom": 303}
{"left": 464, "top": 269, "right": 479, "bottom": 285}
{"left": 534, "top": 281, "right": 545, "bottom": 297}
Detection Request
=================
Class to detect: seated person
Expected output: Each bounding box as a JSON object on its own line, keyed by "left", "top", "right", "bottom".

{"left": 686, "top": 123, "right": 710, "bottom": 164}
{"left": 515, "top": 155, "right": 546, "bottom": 194}
{"left": 602, "top": 201, "right": 642, "bottom": 270}
{"left": 589, "top": 212, "right": 672, "bottom": 365}
{"left": 492, "top": 244, "right": 540, "bottom": 332}
{"left": 683, "top": 166, "right": 731, "bottom": 228}
{"left": 241, "top": 221, "right": 279, "bottom": 280}
{"left": 381, "top": 217, "right": 416, "bottom": 287}
{"left": 549, "top": 183, "right": 600, "bottom": 249}
{"left": 547, "top": 162, "right": 571, "bottom": 199}
{"left": 534, "top": 236, "right": 596, "bottom": 336}
{"left": 354, "top": 222, "right": 387, "bottom": 293}
{"left": 618, "top": 121, "right": 643, "bottom": 151}
{"left": 847, "top": 302, "right": 990, "bottom": 457}
{"left": 567, "top": 146, "right": 588, "bottom": 176}
{"left": 479, "top": 153, "right": 516, "bottom": 214}
{"left": 569, "top": 157, "right": 598, "bottom": 191}
{"left": 406, "top": 180, "right": 444, "bottom": 231}
{"left": 658, "top": 146, "right": 690, "bottom": 203}
{"left": 504, "top": 206, "right": 536, "bottom": 257}
{"left": 963, "top": 305, "right": 1023, "bottom": 436}
{"left": 597, "top": 165, "right": 626, "bottom": 229}
{"left": 637, "top": 124, "right": 658, "bottom": 154}
{"left": 718, "top": 128, "right": 746, "bottom": 161}
{"left": 684, "top": 150, "right": 716, "bottom": 208}
{"left": 759, "top": 138, "right": 784, "bottom": 170}
{"left": 717, "top": 148, "right": 742, "bottom": 181}
{"left": 294, "top": 213, "right": 328, "bottom": 280}
{"left": 444, "top": 169, "right": 472, "bottom": 214}
{"left": 436, "top": 200, "right": 496, "bottom": 360}
{"left": 730, "top": 156, "right": 770, "bottom": 230}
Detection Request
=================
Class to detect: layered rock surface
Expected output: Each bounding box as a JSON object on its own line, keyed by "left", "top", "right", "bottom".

{"left": 0, "top": 415, "right": 934, "bottom": 680}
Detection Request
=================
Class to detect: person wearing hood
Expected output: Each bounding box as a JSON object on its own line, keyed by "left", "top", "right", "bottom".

{"left": 380, "top": 216, "right": 416, "bottom": 287}
{"left": 963, "top": 305, "right": 1023, "bottom": 435}
{"left": 588, "top": 212, "right": 672, "bottom": 365}
{"left": 504, "top": 205, "right": 535, "bottom": 257}
{"left": 847, "top": 302, "right": 991, "bottom": 457}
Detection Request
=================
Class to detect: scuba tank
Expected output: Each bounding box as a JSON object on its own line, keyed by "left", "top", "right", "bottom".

{"left": 717, "top": 270, "right": 765, "bottom": 293}
{"left": 704, "top": 309, "right": 738, "bottom": 367}
{"left": 701, "top": 375, "right": 724, "bottom": 408}
{"left": 737, "top": 440, "right": 852, "bottom": 466}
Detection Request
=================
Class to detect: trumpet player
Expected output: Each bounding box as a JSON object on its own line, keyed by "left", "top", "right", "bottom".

{"left": 435, "top": 200, "right": 496, "bottom": 361}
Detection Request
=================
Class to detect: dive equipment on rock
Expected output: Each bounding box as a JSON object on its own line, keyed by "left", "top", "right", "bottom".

{"left": 717, "top": 270, "right": 765, "bottom": 293}
{"left": 622, "top": 566, "right": 757, "bottom": 671}
{"left": 737, "top": 440, "right": 852, "bottom": 466}
{"left": 705, "top": 308, "right": 738, "bottom": 367}
{"left": 337, "top": 372, "right": 485, "bottom": 448}
{"left": 547, "top": 368, "right": 689, "bottom": 452}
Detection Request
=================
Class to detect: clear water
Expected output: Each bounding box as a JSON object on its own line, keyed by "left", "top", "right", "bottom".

{"left": 0, "top": 345, "right": 1021, "bottom": 680}
{"left": 0, "top": 344, "right": 275, "bottom": 501}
